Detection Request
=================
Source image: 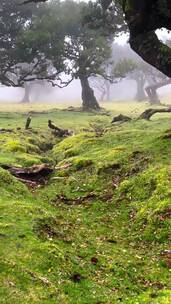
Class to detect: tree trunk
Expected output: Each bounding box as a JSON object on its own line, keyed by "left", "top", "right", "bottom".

{"left": 106, "top": 81, "right": 111, "bottom": 101}
{"left": 80, "top": 77, "right": 100, "bottom": 110}
{"left": 145, "top": 79, "right": 171, "bottom": 104}
{"left": 135, "top": 77, "right": 146, "bottom": 101}
{"left": 145, "top": 87, "right": 160, "bottom": 105}
{"left": 123, "top": 1, "right": 171, "bottom": 78}
{"left": 21, "top": 83, "right": 31, "bottom": 104}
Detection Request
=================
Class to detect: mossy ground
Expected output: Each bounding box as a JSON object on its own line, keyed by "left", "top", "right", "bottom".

{"left": 0, "top": 101, "right": 171, "bottom": 303}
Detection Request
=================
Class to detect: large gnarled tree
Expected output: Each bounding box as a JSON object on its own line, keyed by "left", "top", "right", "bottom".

{"left": 121, "top": 0, "right": 171, "bottom": 77}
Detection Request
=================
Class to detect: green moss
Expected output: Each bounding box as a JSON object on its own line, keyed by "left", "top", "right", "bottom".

{"left": 53, "top": 133, "right": 95, "bottom": 161}
{"left": 126, "top": 290, "right": 171, "bottom": 304}
{"left": 25, "top": 142, "right": 40, "bottom": 154}
{"left": 72, "top": 157, "right": 93, "bottom": 170}
{"left": 0, "top": 103, "right": 171, "bottom": 303}
{"left": 118, "top": 168, "right": 158, "bottom": 202}
{"left": 3, "top": 139, "right": 26, "bottom": 153}
{"left": 0, "top": 167, "right": 15, "bottom": 185}
{"left": 0, "top": 167, "right": 28, "bottom": 196}
{"left": 117, "top": 167, "right": 171, "bottom": 241}
{"left": 15, "top": 153, "right": 43, "bottom": 166}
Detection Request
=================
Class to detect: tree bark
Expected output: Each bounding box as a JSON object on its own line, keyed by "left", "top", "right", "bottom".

{"left": 130, "top": 32, "right": 171, "bottom": 78}
{"left": 21, "top": 82, "right": 31, "bottom": 103}
{"left": 135, "top": 76, "right": 146, "bottom": 101}
{"left": 123, "top": 1, "right": 171, "bottom": 77}
{"left": 80, "top": 76, "right": 100, "bottom": 110}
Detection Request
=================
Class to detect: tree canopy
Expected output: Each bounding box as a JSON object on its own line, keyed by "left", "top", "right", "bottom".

{"left": 1, "top": 0, "right": 122, "bottom": 109}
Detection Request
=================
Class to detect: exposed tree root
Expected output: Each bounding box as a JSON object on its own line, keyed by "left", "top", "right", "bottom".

{"left": 111, "top": 108, "right": 171, "bottom": 123}
{"left": 138, "top": 108, "right": 171, "bottom": 120}
{"left": 145, "top": 79, "right": 171, "bottom": 105}
{"left": 1, "top": 164, "right": 53, "bottom": 187}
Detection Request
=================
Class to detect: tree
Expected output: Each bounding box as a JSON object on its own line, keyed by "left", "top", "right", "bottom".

{"left": 90, "top": 76, "right": 112, "bottom": 102}
{"left": 120, "top": 0, "right": 171, "bottom": 77}
{"left": 111, "top": 43, "right": 171, "bottom": 104}
{"left": 70, "top": 30, "right": 111, "bottom": 110}
{"left": 129, "top": 62, "right": 163, "bottom": 104}
{"left": 145, "top": 79, "right": 171, "bottom": 105}
{"left": 124, "top": 62, "right": 147, "bottom": 102}
{"left": 58, "top": 0, "right": 116, "bottom": 110}
{"left": 21, "top": 82, "right": 32, "bottom": 103}
{"left": 133, "top": 72, "right": 146, "bottom": 101}
{"left": 0, "top": 0, "right": 65, "bottom": 92}
{"left": 0, "top": 0, "right": 40, "bottom": 87}
{"left": 20, "top": 0, "right": 171, "bottom": 78}
{"left": 99, "top": 1, "right": 171, "bottom": 77}
{"left": 22, "top": 0, "right": 114, "bottom": 110}
{"left": 1, "top": 0, "right": 125, "bottom": 109}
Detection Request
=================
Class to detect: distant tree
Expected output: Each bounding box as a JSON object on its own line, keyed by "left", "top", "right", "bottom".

{"left": 21, "top": 82, "right": 31, "bottom": 103}
{"left": 90, "top": 57, "right": 135, "bottom": 102}
{"left": 111, "top": 43, "right": 171, "bottom": 104}
{"left": 90, "top": 76, "right": 112, "bottom": 102}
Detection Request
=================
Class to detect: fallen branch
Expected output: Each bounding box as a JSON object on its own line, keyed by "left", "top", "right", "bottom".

{"left": 48, "top": 120, "right": 73, "bottom": 137}
{"left": 138, "top": 108, "right": 171, "bottom": 120}
{"left": 111, "top": 107, "right": 171, "bottom": 123}
{"left": 145, "top": 79, "right": 171, "bottom": 105}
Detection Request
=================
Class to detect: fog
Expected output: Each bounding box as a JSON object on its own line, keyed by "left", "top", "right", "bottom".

{"left": 1, "top": 38, "right": 171, "bottom": 104}
{"left": 1, "top": 74, "right": 171, "bottom": 105}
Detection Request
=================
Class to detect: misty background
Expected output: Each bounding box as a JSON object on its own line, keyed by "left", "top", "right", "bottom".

{"left": 1, "top": 35, "right": 171, "bottom": 104}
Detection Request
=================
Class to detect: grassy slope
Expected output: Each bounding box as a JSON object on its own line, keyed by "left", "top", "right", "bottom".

{"left": 0, "top": 102, "right": 171, "bottom": 303}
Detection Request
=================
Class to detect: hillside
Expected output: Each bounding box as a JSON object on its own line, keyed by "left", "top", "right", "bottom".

{"left": 0, "top": 102, "right": 171, "bottom": 304}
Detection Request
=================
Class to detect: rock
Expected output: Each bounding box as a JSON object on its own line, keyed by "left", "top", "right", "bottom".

{"left": 111, "top": 114, "right": 132, "bottom": 123}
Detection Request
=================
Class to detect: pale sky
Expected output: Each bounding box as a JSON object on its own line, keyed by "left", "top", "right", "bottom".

{"left": 115, "top": 29, "right": 171, "bottom": 45}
